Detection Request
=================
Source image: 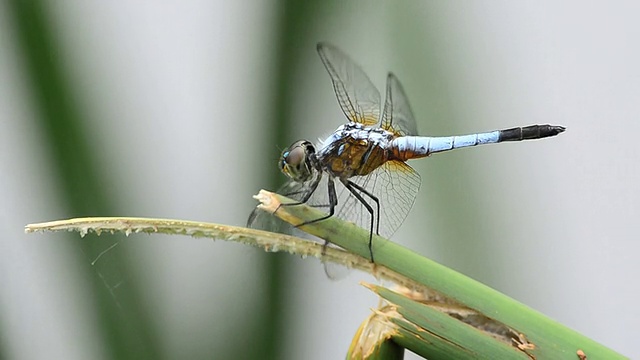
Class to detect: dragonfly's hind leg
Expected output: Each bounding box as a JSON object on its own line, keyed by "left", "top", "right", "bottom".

{"left": 344, "top": 180, "right": 378, "bottom": 262}
{"left": 347, "top": 181, "right": 381, "bottom": 236}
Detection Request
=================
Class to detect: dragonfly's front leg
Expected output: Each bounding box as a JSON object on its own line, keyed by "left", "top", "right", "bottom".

{"left": 292, "top": 177, "right": 338, "bottom": 227}
{"left": 279, "top": 172, "right": 324, "bottom": 207}
{"left": 279, "top": 177, "right": 346, "bottom": 260}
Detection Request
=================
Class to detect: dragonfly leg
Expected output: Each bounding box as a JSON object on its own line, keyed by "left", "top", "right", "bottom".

{"left": 344, "top": 180, "right": 377, "bottom": 262}
{"left": 294, "top": 177, "right": 338, "bottom": 227}
{"left": 346, "top": 181, "right": 381, "bottom": 236}
{"left": 249, "top": 183, "right": 319, "bottom": 226}
{"left": 278, "top": 172, "right": 323, "bottom": 210}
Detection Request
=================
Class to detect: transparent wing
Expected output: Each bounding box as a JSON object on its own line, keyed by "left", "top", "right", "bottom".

{"left": 246, "top": 180, "right": 311, "bottom": 236}
{"left": 334, "top": 160, "right": 421, "bottom": 239}
{"left": 381, "top": 72, "right": 418, "bottom": 136}
{"left": 317, "top": 42, "right": 381, "bottom": 127}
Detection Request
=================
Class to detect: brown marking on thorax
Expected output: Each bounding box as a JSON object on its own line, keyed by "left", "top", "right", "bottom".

{"left": 325, "top": 137, "right": 389, "bottom": 178}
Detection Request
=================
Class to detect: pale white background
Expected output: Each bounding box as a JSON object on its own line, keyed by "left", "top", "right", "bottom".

{"left": 1, "top": 1, "right": 638, "bottom": 359}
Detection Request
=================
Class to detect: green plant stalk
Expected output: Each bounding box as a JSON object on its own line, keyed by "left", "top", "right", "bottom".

{"left": 25, "top": 217, "right": 365, "bottom": 269}
{"left": 25, "top": 191, "right": 626, "bottom": 359}
{"left": 257, "top": 191, "right": 625, "bottom": 359}
{"left": 24, "top": 217, "right": 436, "bottom": 293}
{"left": 367, "top": 284, "right": 530, "bottom": 359}
{"left": 27, "top": 215, "right": 528, "bottom": 359}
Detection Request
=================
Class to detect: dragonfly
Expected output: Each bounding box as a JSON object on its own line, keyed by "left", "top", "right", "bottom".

{"left": 248, "top": 42, "right": 565, "bottom": 262}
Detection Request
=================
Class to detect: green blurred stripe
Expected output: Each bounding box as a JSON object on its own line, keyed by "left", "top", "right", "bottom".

{"left": 7, "top": 2, "right": 160, "bottom": 359}
{"left": 237, "top": 1, "right": 323, "bottom": 359}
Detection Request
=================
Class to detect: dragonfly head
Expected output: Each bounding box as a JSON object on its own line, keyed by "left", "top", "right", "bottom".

{"left": 280, "top": 140, "right": 316, "bottom": 182}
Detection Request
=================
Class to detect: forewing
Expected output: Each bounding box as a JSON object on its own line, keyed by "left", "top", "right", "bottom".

{"left": 381, "top": 73, "right": 418, "bottom": 136}
{"left": 247, "top": 180, "right": 305, "bottom": 235}
{"left": 334, "top": 160, "right": 421, "bottom": 239}
{"left": 317, "top": 42, "right": 381, "bottom": 127}
{"left": 247, "top": 175, "right": 335, "bottom": 236}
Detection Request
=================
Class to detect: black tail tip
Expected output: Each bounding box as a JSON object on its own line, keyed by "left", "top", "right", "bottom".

{"left": 540, "top": 125, "right": 565, "bottom": 137}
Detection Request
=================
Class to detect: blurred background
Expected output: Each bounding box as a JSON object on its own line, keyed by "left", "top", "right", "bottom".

{"left": 2, "top": 1, "right": 638, "bottom": 359}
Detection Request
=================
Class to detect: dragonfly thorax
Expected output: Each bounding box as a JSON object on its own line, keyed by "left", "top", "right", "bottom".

{"left": 317, "top": 122, "right": 394, "bottom": 179}
{"left": 279, "top": 140, "right": 319, "bottom": 182}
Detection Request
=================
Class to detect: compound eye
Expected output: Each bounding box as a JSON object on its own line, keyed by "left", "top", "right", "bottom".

{"left": 280, "top": 140, "right": 313, "bottom": 181}
{"left": 284, "top": 145, "right": 305, "bottom": 167}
